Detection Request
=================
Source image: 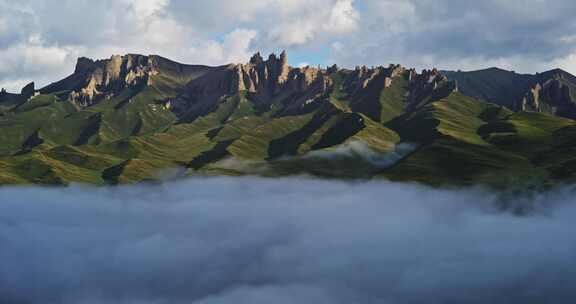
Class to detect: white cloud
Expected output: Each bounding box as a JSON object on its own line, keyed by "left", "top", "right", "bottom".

{"left": 123, "top": 0, "right": 169, "bottom": 18}
{"left": 222, "top": 29, "right": 259, "bottom": 63}
{"left": 555, "top": 53, "right": 576, "bottom": 73}
{"left": 0, "top": 79, "right": 31, "bottom": 92}
{"left": 180, "top": 29, "right": 258, "bottom": 65}
{"left": 324, "top": 0, "right": 359, "bottom": 34}
{"left": 0, "top": 40, "right": 81, "bottom": 91}
{"left": 329, "top": 0, "right": 576, "bottom": 73}
{"left": 265, "top": 0, "right": 359, "bottom": 47}
{"left": 0, "top": 0, "right": 262, "bottom": 88}
{"left": 2, "top": 0, "right": 576, "bottom": 89}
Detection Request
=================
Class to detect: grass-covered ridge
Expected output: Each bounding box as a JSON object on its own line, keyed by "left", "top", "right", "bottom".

{"left": 2, "top": 53, "right": 576, "bottom": 186}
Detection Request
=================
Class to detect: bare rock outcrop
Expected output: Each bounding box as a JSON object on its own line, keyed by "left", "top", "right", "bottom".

{"left": 515, "top": 73, "right": 575, "bottom": 116}
{"left": 168, "top": 51, "right": 332, "bottom": 118}
{"left": 404, "top": 68, "right": 456, "bottom": 110}
{"left": 517, "top": 83, "right": 543, "bottom": 112}
{"left": 68, "top": 54, "right": 159, "bottom": 107}
{"left": 231, "top": 50, "right": 313, "bottom": 95}
{"left": 20, "top": 82, "right": 35, "bottom": 99}
{"left": 43, "top": 51, "right": 461, "bottom": 121}
{"left": 347, "top": 64, "right": 406, "bottom": 96}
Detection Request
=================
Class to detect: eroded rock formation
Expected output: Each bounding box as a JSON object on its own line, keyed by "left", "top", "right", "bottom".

{"left": 67, "top": 55, "right": 158, "bottom": 106}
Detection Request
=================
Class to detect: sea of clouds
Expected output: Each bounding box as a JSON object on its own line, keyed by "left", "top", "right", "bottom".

{"left": 0, "top": 177, "right": 576, "bottom": 303}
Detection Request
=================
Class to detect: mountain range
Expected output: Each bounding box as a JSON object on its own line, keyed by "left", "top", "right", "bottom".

{"left": 1, "top": 52, "right": 576, "bottom": 187}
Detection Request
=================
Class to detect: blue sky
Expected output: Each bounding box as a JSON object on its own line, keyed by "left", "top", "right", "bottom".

{"left": 1, "top": 0, "right": 576, "bottom": 91}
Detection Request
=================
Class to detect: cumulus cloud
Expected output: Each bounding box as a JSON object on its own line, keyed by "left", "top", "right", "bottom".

{"left": 331, "top": 0, "right": 576, "bottom": 72}
{"left": 2, "top": 0, "right": 576, "bottom": 91}
{"left": 264, "top": 0, "right": 359, "bottom": 47}
{"left": 0, "top": 0, "right": 262, "bottom": 91}
{"left": 0, "top": 0, "right": 363, "bottom": 91}
{"left": 0, "top": 177, "right": 576, "bottom": 303}
{"left": 0, "top": 40, "right": 81, "bottom": 91}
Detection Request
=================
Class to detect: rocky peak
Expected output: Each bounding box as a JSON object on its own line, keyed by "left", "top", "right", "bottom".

{"left": 279, "top": 50, "right": 288, "bottom": 66}
{"left": 543, "top": 68, "right": 569, "bottom": 79}
{"left": 231, "top": 51, "right": 299, "bottom": 95}
{"left": 517, "top": 83, "right": 543, "bottom": 112}
{"left": 327, "top": 64, "right": 339, "bottom": 74}
{"left": 265, "top": 51, "right": 290, "bottom": 83}
{"left": 348, "top": 64, "right": 406, "bottom": 93}
{"left": 68, "top": 54, "right": 158, "bottom": 107}
{"left": 249, "top": 52, "right": 264, "bottom": 65}
{"left": 406, "top": 67, "right": 454, "bottom": 110}
{"left": 516, "top": 76, "right": 575, "bottom": 116}
{"left": 74, "top": 57, "right": 97, "bottom": 74}
{"left": 21, "top": 82, "right": 35, "bottom": 99}
{"left": 170, "top": 51, "right": 330, "bottom": 117}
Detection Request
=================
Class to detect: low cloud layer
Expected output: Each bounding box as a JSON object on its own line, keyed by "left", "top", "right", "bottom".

{"left": 211, "top": 141, "right": 418, "bottom": 174}
{"left": 1, "top": 177, "right": 576, "bottom": 303}
{"left": 304, "top": 141, "right": 418, "bottom": 169}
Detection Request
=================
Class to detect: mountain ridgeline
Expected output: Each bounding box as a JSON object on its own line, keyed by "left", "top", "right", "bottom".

{"left": 1, "top": 52, "right": 576, "bottom": 186}
{"left": 443, "top": 68, "right": 576, "bottom": 118}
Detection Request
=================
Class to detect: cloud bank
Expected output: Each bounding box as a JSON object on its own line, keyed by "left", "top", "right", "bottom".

{"left": 1, "top": 177, "right": 576, "bottom": 303}
{"left": 304, "top": 141, "right": 418, "bottom": 169}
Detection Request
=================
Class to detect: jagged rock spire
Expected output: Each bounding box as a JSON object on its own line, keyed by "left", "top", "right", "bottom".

{"left": 327, "top": 64, "right": 339, "bottom": 73}
{"left": 280, "top": 50, "right": 288, "bottom": 65}
{"left": 64, "top": 54, "right": 158, "bottom": 107}
{"left": 249, "top": 52, "right": 264, "bottom": 65}
{"left": 74, "top": 57, "right": 96, "bottom": 73}
{"left": 21, "top": 82, "right": 35, "bottom": 99}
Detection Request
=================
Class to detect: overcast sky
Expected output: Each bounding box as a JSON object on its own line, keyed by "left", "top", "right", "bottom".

{"left": 1, "top": 0, "right": 576, "bottom": 91}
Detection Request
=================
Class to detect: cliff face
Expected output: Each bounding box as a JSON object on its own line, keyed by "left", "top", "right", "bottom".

{"left": 36, "top": 51, "right": 576, "bottom": 121}
{"left": 162, "top": 52, "right": 458, "bottom": 122}
{"left": 164, "top": 51, "right": 332, "bottom": 119}
{"left": 40, "top": 54, "right": 210, "bottom": 107}
{"left": 232, "top": 51, "right": 327, "bottom": 95}
{"left": 20, "top": 82, "right": 35, "bottom": 99}
{"left": 66, "top": 55, "right": 158, "bottom": 107}
{"left": 405, "top": 68, "right": 454, "bottom": 110}
{"left": 38, "top": 50, "right": 460, "bottom": 124}
{"left": 444, "top": 68, "right": 576, "bottom": 119}
{"left": 515, "top": 70, "right": 576, "bottom": 118}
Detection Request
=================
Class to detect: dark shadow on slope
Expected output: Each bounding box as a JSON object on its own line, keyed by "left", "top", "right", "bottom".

{"left": 131, "top": 114, "right": 143, "bottom": 136}
{"left": 312, "top": 113, "right": 365, "bottom": 150}
{"left": 267, "top": 106, "right": 341, "bottom": 159}
{"left": 74, "top": 113, "right": 102, "bottom": 146}
{"left": 188, "top": 140, "right": 234, "bottom": 169}
{"left": 102, "top": 160, "right": 129, "bottom": 185}
{"left": 18, "top": 129, "right": 44, "bottom": 154}
{"left": 114, "top": 84, "right": 147, "bottom": 110}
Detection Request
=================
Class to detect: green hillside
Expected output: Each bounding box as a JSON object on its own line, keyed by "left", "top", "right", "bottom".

{"left": 1, "top": 53, "right": 576, "bottom": 187}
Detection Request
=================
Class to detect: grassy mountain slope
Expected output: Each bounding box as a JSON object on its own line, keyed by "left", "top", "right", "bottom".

{"left": 1, "top": 53, "right": 576, "bottom": 186}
